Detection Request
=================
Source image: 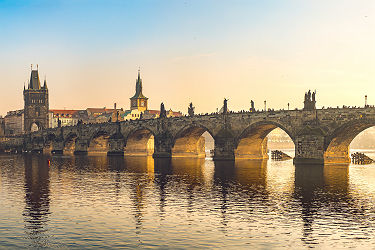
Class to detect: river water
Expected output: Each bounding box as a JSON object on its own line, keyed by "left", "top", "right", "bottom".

{"left": 1, "top": 152, "right": 375, "bottom": 249}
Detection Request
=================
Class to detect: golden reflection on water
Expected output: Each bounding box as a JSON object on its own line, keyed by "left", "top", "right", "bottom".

{"left": 4, "top": 154, "right": 375, "bottom": 248}
{"left": 23, "top": 155, "right": 51, "bottom": 248}
{"left": 349, "top": 164, "right": 375, "bottom": 199}
{"left": 324, "top": 164, "right": 350, "bottom": 197}
{"left": 234, "top": 159, "right": 268, "bottom": 187}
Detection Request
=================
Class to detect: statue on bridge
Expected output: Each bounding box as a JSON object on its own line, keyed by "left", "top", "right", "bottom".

{"left": 250, "top": 100, "right": 255, "bottom": 112}
{"left": 160, "top": 102, "right": 167, "bottom": 118}
{"left": 303, "top": 90, "right": 316, "bottom": 111}
{"left": 188, "top": 102, "right": 195, "bottom": 117}
{"left": 223, "top": 98, "right": 228, "bottom": 114}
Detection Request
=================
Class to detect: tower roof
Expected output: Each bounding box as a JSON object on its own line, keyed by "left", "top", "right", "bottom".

{"left": 131, "top": 69, "right": 148, "bottom": 99}
{"left": 29, "top": 70, "right": 41, "bottom": 89}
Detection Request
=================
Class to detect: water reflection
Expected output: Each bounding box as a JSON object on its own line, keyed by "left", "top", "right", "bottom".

{"left": 154, "top": 158, "right": 172, "bottom": 218}
{"left": 107, "top": 155, "right": 126, "bottom": 172}
{"left": 12, "top": 154, "right": 375, "bottom": 248}
{"left": 294, "top": 164, "right": 325, "bottom": 245}
{"left": 293, "top": 163, "right": 371, "bottom": 246}
{"left": 23, "top": 155, "right": 51, "bottom": 248}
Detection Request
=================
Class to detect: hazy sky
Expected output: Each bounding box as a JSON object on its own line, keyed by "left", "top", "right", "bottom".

{"left": 0, "top": 0, "right": 374, "bottom": 116}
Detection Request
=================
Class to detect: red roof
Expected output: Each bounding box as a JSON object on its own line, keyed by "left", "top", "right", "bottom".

{"left": 146, "top": 110, "right": 182, "bottom": 116}
{"left": 86, "top": 108, "right": 116, "bottom": 113}
{"left": 147, "top": 110, "right": 160, "bottom": 114}
{"left": 50, "top": 109, "right": 79, "bottom": 115}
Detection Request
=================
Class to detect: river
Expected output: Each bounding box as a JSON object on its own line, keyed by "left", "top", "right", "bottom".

{"left": 1, "top": 152, "right": 375, "bottom": 249}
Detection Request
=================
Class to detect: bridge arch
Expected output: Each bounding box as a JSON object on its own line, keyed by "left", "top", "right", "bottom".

{"left": 42, "top": 133, "right": 57, "bottom": 154}
{"left": 29, "top": 136, "right": 45, "bottom": 153}
{"left": 235, "top": 120, "right": 295, "bottom": 160}
{"left": 172, "top": 124, "right": 215, "bottom": 158}
{"left": 124, "top": 127, "right": 155, "bottom": 156}
{"left": 64, "top": 132, "right": 78, "bottom": 154}
{"left": 88, "top": 130, "right": 111, "bottom": 154}
{"left": 324, "top": 119, "right": 375, "bottom": 164}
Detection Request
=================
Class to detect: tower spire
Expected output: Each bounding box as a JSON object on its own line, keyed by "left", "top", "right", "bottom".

{"left": 43, "top": 75, "right": 47, "bottom": 89}
{"left": 29, "top": 66, "right": 41, "bottom": 89}
{"left": 130, "top": 68, "right": 148, "bottom": 111}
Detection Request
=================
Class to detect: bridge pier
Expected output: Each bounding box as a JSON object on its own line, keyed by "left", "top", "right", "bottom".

{"left": 24, "top": 140, "right": 33, "bottom": 153}
{"left": 51, "top": 140, "right": 64, "bottom": 155}
{"left": 213, "top": 135, "right": 236, "bottom": 161}
{"left": 152, "top": 134, "right": 172, "bottom": 158}
{"left": 74, "top": 139, "right": 88, "bottom": 155}
{"left": 294, "top": 135, "right": 325, "bottom": 165}
{"left": 29, "top": 137, "right": 44, "bottom": 154}
{"left": 107, "top": 137, "right": 125, "bottom": 156}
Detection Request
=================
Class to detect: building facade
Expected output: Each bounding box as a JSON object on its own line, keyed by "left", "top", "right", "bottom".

{"left": 23, "top": 67, "right": 49, "bottom": 132}
{"left": 4, "top": 110, "right": 24, "bottom": 135}
{"left": 49, "top": 110, "right": 80, "bottom": 128}
{"left": 0, "top": 116, "right": 5, "bottom": 136}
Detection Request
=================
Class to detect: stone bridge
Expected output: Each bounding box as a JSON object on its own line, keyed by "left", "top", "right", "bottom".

{"left": 2, "top": 107, "right": 375, "bottom": 164}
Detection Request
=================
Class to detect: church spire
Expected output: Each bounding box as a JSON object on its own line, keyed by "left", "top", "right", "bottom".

{"left": 29, "top": 65, "right": 41, "bottom": 89}
{"left": 130, "top": 68, "right": 148, "bottom": 111}
{"left": 132, "top": 68, "right": 145, "bottom": 99}
{"left": 43, "top": 75, "right": 47, "bottom": 89}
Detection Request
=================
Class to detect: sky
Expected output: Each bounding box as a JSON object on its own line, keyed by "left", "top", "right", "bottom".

{"left": 0, "top": 0, "right": 374, "bottom": 116}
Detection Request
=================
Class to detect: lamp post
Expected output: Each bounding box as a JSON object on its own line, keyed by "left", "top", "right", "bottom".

{"left": 264, "top": 100, "right": 267, "bottom": 112}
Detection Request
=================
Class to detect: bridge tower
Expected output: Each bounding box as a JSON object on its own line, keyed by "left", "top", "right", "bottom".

{"left": 23, "top": 65, "right": 49, "bottom": 132}
{"left": 130, "top": 69, "right": 148, "bottom": 112}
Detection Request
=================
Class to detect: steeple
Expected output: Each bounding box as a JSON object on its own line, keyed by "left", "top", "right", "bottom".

{"left": 29, "top": 66, "right": 41, "bottom": 89}
{"left": 130, "top": 68, "right": 148, "bottom": 111}
{"left": 43, "top": 75, "right": 47, "bottom": 89}
{"left": 131, "top": 68, "right": 146, "bottom": 99}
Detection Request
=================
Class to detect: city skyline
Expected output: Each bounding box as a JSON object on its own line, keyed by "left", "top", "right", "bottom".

{"left": 1, "top": 0, "right": 374, "bottom": 116}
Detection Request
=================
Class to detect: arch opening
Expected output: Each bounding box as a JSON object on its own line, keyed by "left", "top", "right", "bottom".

{"left": 236, "top": 123, "right": 295, "bottom": 160}
{"left": 30, "top": 122, "right": 40, "bottom": 132}
{"left": 43, "top": 134, "right": 56, "bottom": 154}
{"left": 64, "top": 133, "right": 78, "bottom": 154}
{"left": 124, "top": 129, "right": 154, "bottom": 156}
{"left": 172, "top": 126, "right": 214, "bottom": 158}
{"left": 325, "top": 122, "right": 375, "bottom": 164}
{"left": 88, "top": 132, "right": 110, "bottom": 154}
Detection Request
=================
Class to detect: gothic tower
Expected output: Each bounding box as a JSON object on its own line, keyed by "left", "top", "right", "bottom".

{"left": 23, "top": 65, "right": 49, "bottom": 132}
{"left": 130, "top": 69, "right": 148, "bottom": 112}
